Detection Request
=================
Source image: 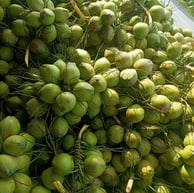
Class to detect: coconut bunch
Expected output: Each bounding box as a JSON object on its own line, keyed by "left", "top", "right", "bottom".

{"left": 1, "top": 0, "right": 194, "bottom": 193}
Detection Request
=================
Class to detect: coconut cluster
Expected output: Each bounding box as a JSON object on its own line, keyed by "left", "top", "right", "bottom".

{"left": 0, "top": 0, "right": 194, "bottom": 192}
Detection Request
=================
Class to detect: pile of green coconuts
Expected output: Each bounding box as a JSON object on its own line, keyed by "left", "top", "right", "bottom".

{"left": 1, "top": 0, "right": 194, "bottom": 192}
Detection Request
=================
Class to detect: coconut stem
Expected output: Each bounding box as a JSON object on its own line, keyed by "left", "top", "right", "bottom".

{"left": 53, "top": 180, "right": 68, "bottom": 193}
{"left": 113, "top": 115, "right": 122, "bottom": 125}
{"left": 25, "top": 44, "right": 30, "bottom": 67}
{"left": 78, "top": 124, "right": 90, "bottom": 140}
{"left": 125, "top": 177, "right": 134, "bottom": 193}
{"left": 133, "top": 0, "right": 152, "bottom": 26}
{"left": 70, "top": 0, "right": 89, "bottom": 21}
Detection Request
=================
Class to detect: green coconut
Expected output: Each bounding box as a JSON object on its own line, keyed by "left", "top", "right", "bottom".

{"left": 100, "top": 24, "right": 115, "bottom": 42}
{"left": 26, "top": 0, "right": 44, "bottom": 11}
{"left": 124, "top": 129, "right": 142, "bottom": 148}
{"left": 156, "top": 84, "right": 180, "bottom": 101}
{"left": 78, "top": 62, "right": 95, "bottom": 80}
{"left": 137, "top": 138, "right": 151, "bottom": 157}
{"left": 0, "top": 45, "right": 14, "bottom": 61}
{"left": 50, "top": 117, "right": 69, "bottom": 138}
{"left": 11, "top": 19, "right": 29, "bottom": 37}
{"left": 70, "top": 24, "right": 84, "bottom": 41}
{"left": 40, "top": 167, "right": 64, "bottom": 190}
{"left": 19, "top": 132, "right": 35, "bottom": 152}
{"left": 86, "top": 185, "right": 107, "bottom": 193}
{"left": 82, "top": 130, "right": 98, "bottom": 146}
{"left": 40, "top": 64, "right": 60, "bottom": 83}
{"left": 102, "top": 68, "right": 120, "bottom": 87}
{"left": 29, "top": 38, "right": 50, "bottom": 59}
{"left": 7, "top": 4, "right": 25, "bottom": 19}
{"left": 179, "top": 164, "right": 194, "bottom": 185}
{"left": 63, "top": 62, "right": 80, "bottom": 84}
{"left": 3, "top": 135, "right": 28, "bottom": 156}
{"left": 122, "top": 149, "right": 140, "bottom": 167}
{"left": 38, "top": 83, "right": 61, "bottom": 104}
{"left": 102, "top": 105, "right": 118, "bottom": 117}
{"left": 87, "top": 92, "right": 102, "bottom": 108}
{"left": 149, "top": 5, "right": 165, "bottom": 22}
{"left": 88, "top": 16, "right": 103, "bottom": 32}
{"left": 52, "top": 153, "right": 74, "bottom": 176}
{"left": 15, "top": 154, "right": 31, "bottom": 173}
{"left": 27, "top": 118, "right": 47, "bottom": 139}
{"left": 0, "top": 177, "right": 15, "bottom": 193}
{"left": 53, "top": 7, "right": 69, "bottom": 23}
{"left": 39, "top": 8, "right": 55, "bottom": 25}
{"left": 25, "top": 98, "right": 47, "bottom": 118}
{"left": 119, "top": 68, "right": 138, "bottom": 87}
{"left": 31, "top": 185, "right": 51, "bottom": 193}
{"left": 0, "top": 81, "right": 9, "bottom": 99}
{"left": 165, "top": 101, "right": 183, "bottom": 120}
{"left": 115, "top": 51, "right": 133, "bottom": 70}
{"left": 150, "top": 94, "right": 171, "bottom": 113}
{"left": 166, "top": 41, "right": 183, "bottom": 59}
{"left": 89, "top": 74, "right": 107, "bottom": 92}
{"left": 55, "top": 23, "right": 71, "bottom": 41}
{"left": 84, "top": 155, "right": 106, "bottom": 177}
{"left": 25, "top": 11, "right": 41, "bottom": 28}
{"left": 100, "top": 165, "right": 119, "bottom": 187}
{"left": 143, "top": 108, "right": 161, "bottom": 124}
{"left": 93, "top": 57, "right": 111, "bottom": 74}
{"left": 137, "top": 78, "right": 156, "bottom": 98}
{"left": 64, "top": 112, "right": 82, "bottom": 126}
{"left": 40, "top": 24, "right": 57, "bottom": 43}
{"left": 183, "top": 131, "right": 194, "bottom": 146}
{"left": 73, "top": 81, "right": 94, "bottom": 101}
{"left": 137, "top": 159, "right": 154, "bottom": 179}
{"left": 151, "top": 71, "right": 166, "bottom": 85}
{"left": 151, "top": 137, "right": 167, "bottom": 154}
{"left": 0, "top": 29, "right": 18, "bottom": 46}
{"left": 52, "top": 92, "right": 76, "bottom": 115}
{"left": 132, "top": 22, "right": 149, "bottom": 40}
{"left": 71, "top": 48, "right": 91, "bottom": 64}
{"left": 107, "top": 125, "right": 125, "bottom": 145}
{"left": 0, "top": 154, "right": 18, "bottom": 177}
{"left": 62, "top": 134, "right": 75, "bottom": 151}
{"left": 13, "top": 172, "right": 31, "bottom": 193}
{"left": 101, "top": 88, "right": 119, "bottom": 106}
{"left": 133, "top": 58, "right": 153, "bottom": 77}
{"left": 126, "top": 104, "right": 145, "bottom": 124}
{"left": 100, "top": 8, "right": 116, "bottom": 25}
{"left": 71, "top": 100, "right": 88, "bottom": 117}
{"left": 111, "top": 153, "right": 127, "bottom": 173}
{"left": 0, "top": 115, "right": 21, "bottom": 139}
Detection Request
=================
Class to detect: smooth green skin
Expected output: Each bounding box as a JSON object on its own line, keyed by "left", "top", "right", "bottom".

{"left": 0, "top": 116, "right": 20, "bottom": 139}
{"left": 51, "top": 117, "right": 69, "bottom": 138}
{"left": 3, "top": 135, "right": 27, "bottom": 156}
{"left": 13, "top": 172, "right": 32, "bottom": 193}
{"left": 82, "top": 131, "right": 98, "bottom": 146}
{"left": 40, "top": 167, "right": 64, "bottom": 190}
{"left": 0, "top": 0, "right": 11, "bottom": 8}
{"left": 31, "top": 185, "right": 51, "bottom": 193}
{"left": 39, "top": 83, "right": 61, "bottom": 104}
{"left": 25, "top": 11, "right": 41, "bottom": 28}
{"left": 40, "top": 8, "right": 55, "bottom": 25}
{"left": 0, "top": 177, "right": 15, "bottom": 193}
{"left": 0, "top": 81, "right": 9, "bottom": 99}
{"left": 107, "top": 125, "right": 124, "bottom": 145}
{"left": 0, "top": 154, "right": 18, "bottom": 178}
{"left": 126, "top": 104, "right": 145, "bottom": 124}
{"left": 73, "top": 81, "right": 94, "bottom": 101}
{"left": 84, "top": 155, "right": 106, "bottom": 177}
{"left": 52, "top": 153, "right": 74, "bottom": 176}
